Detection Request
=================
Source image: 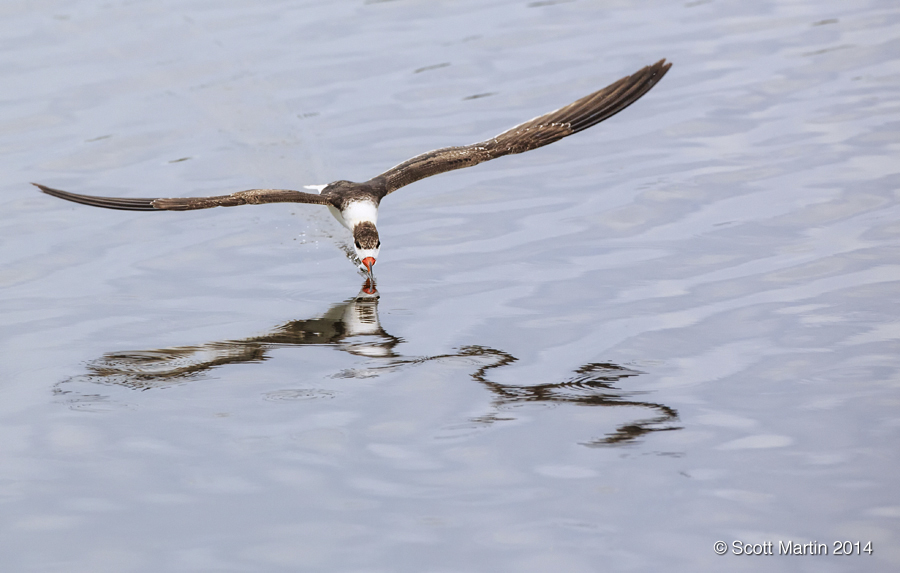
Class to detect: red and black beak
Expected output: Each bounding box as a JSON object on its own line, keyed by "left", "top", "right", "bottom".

{"left": 361, "top": 256, "right": 376, "bottom": 277}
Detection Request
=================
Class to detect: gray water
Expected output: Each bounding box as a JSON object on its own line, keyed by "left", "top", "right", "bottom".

{"left": 2, "top": 0, "right": 899, "bottom": 571}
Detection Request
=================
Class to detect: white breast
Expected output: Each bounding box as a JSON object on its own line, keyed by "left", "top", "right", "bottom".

{"left": 329, "top": 200, "right": 378, "bottom": 230}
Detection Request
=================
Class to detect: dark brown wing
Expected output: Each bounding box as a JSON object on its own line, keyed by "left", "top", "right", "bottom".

{"left": 372, "top": 59, "right": 671, "bottom": 196}
{"left": 34, "top": 183, "right": 331, "bottom": 211}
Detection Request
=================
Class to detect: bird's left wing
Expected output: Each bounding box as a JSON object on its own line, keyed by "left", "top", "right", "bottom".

{"left": 371, "top": 59, "right": 671, "bottom": 197}
{"left": 34, "top": 183, "right": 332, "bottom": 211}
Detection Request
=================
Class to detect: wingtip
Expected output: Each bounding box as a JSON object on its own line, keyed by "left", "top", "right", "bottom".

{"left": 33, "top": 183, "right": 77, "bottom": 202}
{"left": 33, "top": 182, "right": 61, "bottom": 196}
{"left": 637, "top": 59, "right": 672, "bottom": 87}
{"left": 645, "top": 58, "right": 670, "bottom": 72}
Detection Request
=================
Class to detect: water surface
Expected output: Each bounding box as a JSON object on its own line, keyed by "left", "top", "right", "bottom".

{"left": 2, "top": 0, "right": 899, "bottom": 571}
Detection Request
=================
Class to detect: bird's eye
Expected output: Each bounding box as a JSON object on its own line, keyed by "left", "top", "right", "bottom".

{"left": 376, "top": 240, "right": 381, "bottom": 248}
{"left": 354, "top": 240, "right": 361, "bottom": 249}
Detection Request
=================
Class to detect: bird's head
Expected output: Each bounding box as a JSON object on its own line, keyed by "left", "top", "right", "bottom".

{"left": 353, "top": 221, "right": 381, "bottom": 277}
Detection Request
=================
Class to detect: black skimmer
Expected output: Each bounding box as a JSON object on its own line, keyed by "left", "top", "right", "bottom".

{"left": 35, "top": 59, "right": 671, "bottom": 280}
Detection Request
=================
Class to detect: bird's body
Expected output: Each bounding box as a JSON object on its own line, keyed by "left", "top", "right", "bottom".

{"left": 327, "top": 198, "right": 378, "bottom": 234}
{"left": 35, "top": 59, "right": 672, "bottom": 280}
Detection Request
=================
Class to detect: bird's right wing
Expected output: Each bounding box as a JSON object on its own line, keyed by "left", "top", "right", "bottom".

{"left": 34, "top": 183, "right": 331, "bottom": 211}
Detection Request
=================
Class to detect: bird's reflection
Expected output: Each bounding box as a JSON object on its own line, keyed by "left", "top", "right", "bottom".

{"left": 56, "top": 280, "right": 680, "bottom": 447}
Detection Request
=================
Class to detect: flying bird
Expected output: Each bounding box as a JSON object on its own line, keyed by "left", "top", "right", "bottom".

{"left": 35, "top": 59, "right": 671, "bottom": 280}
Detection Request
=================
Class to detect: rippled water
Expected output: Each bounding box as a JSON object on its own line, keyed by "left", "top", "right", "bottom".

{"left": 2, "top": 0, "right": 899, "bottom": 571}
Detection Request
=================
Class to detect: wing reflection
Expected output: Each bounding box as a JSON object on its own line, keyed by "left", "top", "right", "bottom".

{"left": 468, "top": 352, "right": 681, "bottom": 447}
{"left": 56, "top": 281, "right": 679, "bottom": 446}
